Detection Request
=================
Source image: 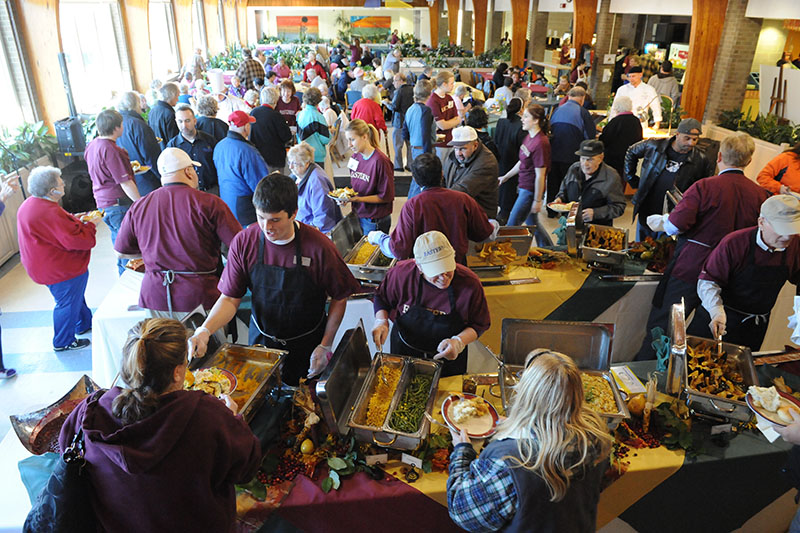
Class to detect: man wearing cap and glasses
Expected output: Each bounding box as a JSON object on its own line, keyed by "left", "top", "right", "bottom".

{"left": 213, "top": 110, "right": 270, "bottom": 226}
{"left": 443, "top": 125, "right": 499, "bottom": 221}
{"left": 694, "top": 195, "right": 800, "bottom": 352}
{"left": 624, "top": 117, "right": 715, "bottom": 241}
{"left": 553, "top": 139, "right": 626, "bottom": 226}
{"left": 372, "top": 231, "right": 490, "bottom": 376}
{"left": 114, "top": 148, "right": 242, "bottom": 319}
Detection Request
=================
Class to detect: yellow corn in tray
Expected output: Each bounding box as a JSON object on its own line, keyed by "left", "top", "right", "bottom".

{"left": 581, "top": 373, "right": 616, "bottom": 414}
{"left": 349, "top": 242, "right": 378, "bottom": 265}
{"left": 365, "top": 365, "right": 402, "bottom": 427}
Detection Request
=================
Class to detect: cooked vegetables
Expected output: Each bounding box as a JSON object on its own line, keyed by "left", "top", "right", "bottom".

{"left": 687, "top": 343, "right": 746, "bottom": 401}
{"left": 581, "top": 373, "right": 616, "bottom": 414}
{"left": 389, "top": 374, "right": 433, "bottom": 433}
{"left": 372, "top": 251, "right": 393, "bottom": 267}
{"left": 584, "top": 225, "right": 625, "bottom": 251}
{"left": 364, "top": 365, "right": 402, "bottom": 427}
{"left": 476, "top": 241, "right": 518, "bottom": 265}
{"left": 349, "top": 242, "right": 378, "bottom": 265}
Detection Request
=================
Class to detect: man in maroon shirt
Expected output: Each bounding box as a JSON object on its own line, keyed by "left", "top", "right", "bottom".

{"left": 635, "top": 133, "right": 770, "bottom": 360}
{"left": 367, "top": 153, "right": 497, "bottom": 263}
{"left": 84, "top": 108, "right": 141, "bottom": 274}
{"left": 114, "top": 148, "right": 242, "bottom": 317}
{"left": 426, "top": 70, "right": 460, "bottom": 161}
{"left": 17, "top": 167, "right": 99, "bottom": 351}
{"left": 187, "top": 173, "right": 361, "bottom": 385}
{"left": 372, "top": 231, "right": 490, "bottom": 376}
{"left": 695, "top": 195, "right": 800, "bottom": 351}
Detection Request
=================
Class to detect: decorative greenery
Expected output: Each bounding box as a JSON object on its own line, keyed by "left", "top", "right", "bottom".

{"left": 421, "top": 50, "right": 449, "bottom": 68}
{"left": 0, "top": 121, "right": 57, "bottom": 176}
{"left": 334, "top": 12, "right": 352, "bottom": 44}
{"left": 654, "top": 401, "right": 705, "bottom": 459}
{"left": 717, "top": 108, "right": 800, "bottom": 146}
{"left": 269, "top": 45, "right": 316, "bottom": 69}
{"left": 659, "top": 98, "right": 684, "bottom": 129}
{"left": 476, "top": 43, "right": 510, "bottom": 67}
{"left": 397, "top": 34, "right": 421, "bottom": 57}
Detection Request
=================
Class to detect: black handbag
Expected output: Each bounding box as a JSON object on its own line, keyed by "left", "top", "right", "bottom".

{"left": 23, "top": 391, "right": 103, "bottom": 533}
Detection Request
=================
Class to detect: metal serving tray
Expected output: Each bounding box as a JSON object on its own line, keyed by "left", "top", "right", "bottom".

{"left": 466, "top": 226, "right": 534, "bottom": 271}
{"left": 344, "top": 236, "right": 389, "bottom": 283}
{"left": 348, "top": 353, "right": 407, "bottom": 446}
{"left": 580, "top": 224, "right": 629, "bottom": 266}
{"left": 316, "top": 323, "right": 374, "bottom": 436}
{"left": 383, "top": 358, "right": 441, "bottom": 449}
{"left": 330, "top": 212, "right": 363, "bottom": 258}
{"left": 190, "top": 343, "right": 286, "bottom": 422}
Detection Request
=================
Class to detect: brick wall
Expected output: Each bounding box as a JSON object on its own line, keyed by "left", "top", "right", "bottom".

{"left": 590, "top": 0, "right": 620, "bottom": 108}
{"left": 702, "top": 0, "right": 762, "bottom": 124}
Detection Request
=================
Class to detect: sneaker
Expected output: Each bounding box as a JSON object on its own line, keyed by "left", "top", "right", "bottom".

{"left": 0, "top": 368, "right": 16, "bottom": 379}
{"left": 54, "top": 338, "right": 91, "bottom": 352}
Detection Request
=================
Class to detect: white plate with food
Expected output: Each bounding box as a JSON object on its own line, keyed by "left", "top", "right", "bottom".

{"left": 327, "top": 187, "right": 358, "bottom": 201}
{"left": 185, "top": 367, "right": 237, "bottom": 397}
{"left": 547, "top": 201, "right": 577, "bottom": 213}
{"left": 746, "top": 385, "right": 800, "bottom": 427}
{"left": 442, "top": 393, "right": 500, "bottom": 438}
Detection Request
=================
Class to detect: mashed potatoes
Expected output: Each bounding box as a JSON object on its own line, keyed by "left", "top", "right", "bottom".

{"left": 451, "top": 397, "right": 490, "bottom": 424}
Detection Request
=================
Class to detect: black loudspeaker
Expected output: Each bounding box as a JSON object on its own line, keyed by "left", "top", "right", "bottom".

{"left": 55, "top": 117, "right": 85, "bottom": 154}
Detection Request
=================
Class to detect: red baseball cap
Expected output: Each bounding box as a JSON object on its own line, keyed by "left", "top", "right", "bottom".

{"left": 228, "top": 110, "right": 256, "bottom": 127}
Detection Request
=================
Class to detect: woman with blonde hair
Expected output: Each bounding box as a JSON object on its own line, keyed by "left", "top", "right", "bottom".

{"left": 447, "top": 349, "right": 612, "bottom": 532}
{"left": 342, "top": 118, "right": 395, "bottom": 234}
{"left": 58, "top": 318, "right": 261, "bottom": 531}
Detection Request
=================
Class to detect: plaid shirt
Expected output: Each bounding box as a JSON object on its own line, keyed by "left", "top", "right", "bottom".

{"left": 235, "top": 59, "right": 266, "bottom": 91}
{"left": 447, "top": 443, "right": 517, "bottom": 532}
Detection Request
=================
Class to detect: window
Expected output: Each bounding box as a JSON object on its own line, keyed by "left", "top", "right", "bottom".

{"left": 233, "top": 0, "right": 240, "bottom": 44}
{"left": 59, "top": 0, "right": 132, "bottom": 114}
{"left": 218, "top": 0, "right": 226, "bottom": 46}
{"left": 0, "top": 0, "right": 37, "bottom": 129}
{"left": 192, "top": 0, "right": 208, "bottom": 56}
{"left": 149, "top": 0, "right": 180, "bottom": 80}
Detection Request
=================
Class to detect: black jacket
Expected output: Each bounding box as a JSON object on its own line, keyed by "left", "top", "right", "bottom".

{"left": 624, "top": 136, "right": 716, "bottom": 217}
{"left": 387, "top": 83, "right": 415, "bottom": 128}
{"left": 166, "top": 130, "right": 218, "bottom": 190}
{"left": 148, "top": 100, "right": 179, "bottom": 151}
{"left": 196, "top": 116, "right": 228, "bottom": 145}
{"left": 249, "top": 105, "right": 293, "bottom": 167}
{"left": 477, "top": 131, "right": 500, "bottom": 161}
{"left": 598, "top": 113, "right": 642, "bottom": 179}
{"left": 493, "top": 114, "right": 526, "bottom": 175}
{"left": 117, "top": 110, "right": 162, "bottom": 195}
{"left": 558, "top": 162, "right": 626, "bottom": 226}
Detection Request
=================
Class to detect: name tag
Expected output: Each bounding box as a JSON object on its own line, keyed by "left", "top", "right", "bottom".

{"left": 347, "top": 157, "right": 360, "bottom": 171}
{"left": 520, "top": 145, "right": 530, "bottom": 157}
{"left": 294, "top": 256, "right": 311, "bottom": 267}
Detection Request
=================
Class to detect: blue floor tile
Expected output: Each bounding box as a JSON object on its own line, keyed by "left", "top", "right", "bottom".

{"left": 4, "top": 349, "right": 92, "bottom": 374}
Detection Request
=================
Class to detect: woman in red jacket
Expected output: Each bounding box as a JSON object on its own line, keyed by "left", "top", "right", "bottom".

{"left": 350, "top": 84, "right": 387, "bottom": 135}
{"left": 16, "top": 166, "right": 99, "bottom": 351}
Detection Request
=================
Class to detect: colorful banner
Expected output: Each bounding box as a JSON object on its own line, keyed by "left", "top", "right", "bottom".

{"left": 275, "top": 16, "right": 319, "bottom": 41}
{"left": 350, "top": 16, "right": 392, "bottom": 41}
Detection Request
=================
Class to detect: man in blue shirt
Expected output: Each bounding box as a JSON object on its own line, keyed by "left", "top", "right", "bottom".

{"left": 213, "top": 111, "right": 269, "bottom": 226}
{"left": 167, "top": 105, "right": 218, "bottom": 193}
{"left": 403, "top": 79, "right": 437, "bottom": 198}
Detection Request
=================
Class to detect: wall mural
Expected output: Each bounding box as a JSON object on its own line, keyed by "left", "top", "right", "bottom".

{"left": 276, "top": 16, "right": 319, "bottom": 41}
{"left": 350, "top": 16, "right": 391, "bottom": 41}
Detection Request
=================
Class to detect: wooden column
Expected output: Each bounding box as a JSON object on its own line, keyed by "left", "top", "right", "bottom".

{"left": 174, "top": 0, "right": 194, "bottom": 68}
{"left": 237, "top": 0, "right": 248, "bottom": 44}
{"left": 120, "top": 0, "right": 152, "bottom": 93}
{"left": 473, "top": 0, "right": 487, "bottom": 55}
{"left": 446, "top": 0, "right": 459, "bottom": 45}
{"left": 509, "top": 0, "right": 528, "bottom": 67}
{"left": 682, "top": 0, "right": 729, "bottom": 121}
{"left": 572, "top": 0, "right": 597, "bottom": 68}
{"left": 429, "top": 0, "right": 439, "bottom": 47}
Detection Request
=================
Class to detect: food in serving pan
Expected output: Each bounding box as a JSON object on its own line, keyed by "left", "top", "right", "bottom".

{"left": 185, "top": 367, "right": 233, "bottom": 396}
{"left": 475, "top": 241, "right": 518, "bottom": 265}
{"left": 364, "top": 365, "right": 402, "bottom": 427}
{"left": 686, "top": 343, "right": 746, "bottom": 401}
{"left": 584, "top": 225, "right": 625, "bottom": 251}
{"left": 348, "top": 242, "right": 378, "bottom": 265}
{"left": 330, "top": 187, "right": 357, "bottom": 200}
{"left": 130, "top": 160, "right": 141, "bottom": 172}
{"left": 372, "top": 251, "right": 393, "bottom": 267}
{"left": 125, "top": 258, "right": 145, "bottom": 272}
{"left": 389, "top": 374, "right": 433, "bottom": 433}
{"left": 451, "top": 396, "right": 490, "bottom": 424}
{"left": 748, "top": 386, "right": 800, "bottom": 423}
{"left": 581, "top": 373, "right": 616, "bottom": 414}
{"left": 79, "top": 209, "right": 104, "bottom": 222}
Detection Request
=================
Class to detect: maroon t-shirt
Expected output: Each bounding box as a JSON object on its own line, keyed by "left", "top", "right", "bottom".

{"left": 374, "top": 260, "right": 491, "bottom": 336}
{"left": 389, "top": 187, "right": 493, "bottom": 263}
{"left": 84, "top": 138, "right": 134, "bottom": 208}
{"left": 426, "top": 92, "right": 458, "bottom": 147}
{"left": 518, "top": 132, "right": 551, "bottom": 192}
{"left": 114, "top": 184, "right": 242, "bottom": 311}
{"left": 348, "top": 150, "right": 395, "bottom": 220}
{"left": 668, "top": 170, "right": 770, "bottom": 284}
{"left": 700, "top": 227, "right": 800, "bottom": 287}
{"left": 275, "top": 96, "right": 302, "bottom": 129}
{"left": 219, "top": 222, "right": 361, "bottom": 300}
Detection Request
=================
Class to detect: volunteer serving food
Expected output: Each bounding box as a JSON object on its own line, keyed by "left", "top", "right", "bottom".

{"left": 188, "top": 174, "right": 361, "bottom": 385}
{"left": 372, "top": 231, "right": 490, "bottom": 376}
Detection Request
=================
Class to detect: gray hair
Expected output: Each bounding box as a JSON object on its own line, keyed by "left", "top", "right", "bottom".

{"left": 612, "top": 95, "right": 633, "bottom": 114}
{"left": 288, "top": 142, "right": 315, "bottom": 167}
{"left": 117, "top": 91, "right": 142, "bottom": 113}
{"left": 160, "top": 82, "right": 179, "bottom": 101}
{"left": 567, "top": 86, "right": 586, "bottom": 99}
{"left": 362, "top": 84, "right": 379, "bottom": 101}
{"left": 244, "top": 89, "right": 259, "bottom": 107}
{"left": 454, "top": 84, "right": 469, "bottom": 97}
{"left": 413, "top": 79, "right": 432, "bottom": 102}
{"left": 28, "top": 166, "right": 62, "bottom": 198}
{"left": 261, "top": 86, "right": 279, "bottom": 106}
{"left": 196, "top": 95, "right": 219, "bottom": 117}
{"left": 306, "top": 68, "right": 317, "bottom": 79}
{"left": 303, "top": 87, "right": 322, "bottom": 106}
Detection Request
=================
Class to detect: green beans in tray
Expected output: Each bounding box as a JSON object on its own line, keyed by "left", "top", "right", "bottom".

{"left": 389, "top": 374, "right": 433, "bottom": 433}
{"left": 372, "top": 252, "right": 393, "bottom": 267}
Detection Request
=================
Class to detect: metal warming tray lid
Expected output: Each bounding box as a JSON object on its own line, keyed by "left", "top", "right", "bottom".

{"left": 330, "top": 212, "right": 363, "bottom": 258}
{"left": 315, "top": 322, "right": 374, "bottom": 436}
{"left": 500, "top": 319, "right": 614, "bottom": 369}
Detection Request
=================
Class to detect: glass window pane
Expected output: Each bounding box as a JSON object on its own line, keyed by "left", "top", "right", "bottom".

{"left": 149, "top": 1, "right": 180, "bottom": 80}
{"left": 0, "top": 31, "right": 24, "bottom": 130}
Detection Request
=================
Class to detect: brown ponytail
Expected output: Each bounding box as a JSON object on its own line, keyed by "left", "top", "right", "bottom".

{"left": 526, "top": 102, "right": 549, "bottom": 136}
{"left": 112, "top": 318, "right": 189, "bottom": 424}
{"left": 346, "top": 119, "right": 381, "bottom": 151}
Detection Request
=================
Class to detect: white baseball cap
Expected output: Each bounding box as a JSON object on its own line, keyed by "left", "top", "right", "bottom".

{"left": 157, "top": 147, "right": 201, "bottom": 175}
{"left": 761, "top": 194, "right": 800, "bottom": 236}
{"left": 448, "top": 126, "right": 478, "bottom": 147}
{"left": 414, "top": 231, "right": 456, "bottom": 278}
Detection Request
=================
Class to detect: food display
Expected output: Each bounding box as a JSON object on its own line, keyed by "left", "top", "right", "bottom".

{"left": 184, "top": 367, "right": 235, "bottom": 396}
{"left": 476, "top": 241, "right": 518, "bottom": 265}
{"left": 547, "top": 201, "right": 577, "bottom": 213}
{"left": 584, "top": 225, "right": 625, "bottom": 252}
{"left": 686, "top": 343, "right": 746, "bottom": 401}
{"left": 528, "top": 247, "right": 573, "bottom": 269}
{"left": 581, "top": 373, "right": 617, "bottom": 414}
{"left": 450, "top": 396, "right": 490, "bottom": 424}
{"left": 747, "top": 385, "right": 800, "bottom": 425}
{"left": 125, "top": 258, "right": 145, "bottom": 272}
{"left": 628, "top": 235, "right": 676, "bottom": 273}
{"left": 348, "top": 242, "right": 378, "bottom": 265}
{"left": 130, "top": 160, "right": 141, "bottom": 172}
{"left": 371, "top": 251, "right": 393, "bottom": 267}
{"left": 389, "top": 374, "right": 433, "bottom": 433}
{"left": 364, "top": 365, "right": 402, "bottom": 427}
{"left": 329, "top": 187, "right": 357, "bottom": 200}
{"left": 442, "top": 393, "right": 499, "bottom": 438}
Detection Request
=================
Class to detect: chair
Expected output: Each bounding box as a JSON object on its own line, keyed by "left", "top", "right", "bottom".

{"left": 482, "top": 80, "right": 495, "bottom": 99}
{"left": 345, "top": 90, "right": 363, "bottom": 116}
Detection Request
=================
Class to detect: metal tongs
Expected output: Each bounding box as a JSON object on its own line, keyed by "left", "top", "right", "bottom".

{"left": 716, "top": 333, "right": 725, "bottom": 361}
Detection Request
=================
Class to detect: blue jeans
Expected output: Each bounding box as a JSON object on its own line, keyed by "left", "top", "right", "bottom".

{"left": 407, "top": 179, "right": 422, "bottom": 199}
{"left": 47, "top": 270, "right": 92, "bottom": 349}
{"left": 508, "top": 188, "right": 551, "bottom": 246}
{"left": 103, "top": 204, "right": 130, "bottom": 275}
{"left": 392, "top": 126, "right": 410, "bottom": 169}
{"left": 359, "top": 215, "right": 391, "bottom": 234}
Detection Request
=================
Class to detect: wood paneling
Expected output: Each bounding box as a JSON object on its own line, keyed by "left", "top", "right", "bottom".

{"left": 223, "top": 0, "right": 237, "bottom": 45}
{"left": 204, "top": 0, "right": 222, "bottom": 54}
{"left": 173, "top": 0, "right": 193, "bottom": 67}
{"left": 446, "top": 0, "right": 458, "bottom": 45}
{"left": 682, "top": 0, "right": 729, "bottom": 121}
{"left": 572, "top": 0, "right": 597, "bottom": 68}
{"left": 237, "top": 0, "right": 247, "bottom": 44}
{"left": 428, "top": 0, "right": 439, "bottom": 47}
{"left": 247, "top": 0, "right": 428, "bottom": 5}
{"left": 120, "top": 0, "right": 152, "bottom": 92}
{"left": 472, "top": 0, "right": 487, "bottom": 55}
{"left": 509, "top": 0, "right": 528, "bottom": 67}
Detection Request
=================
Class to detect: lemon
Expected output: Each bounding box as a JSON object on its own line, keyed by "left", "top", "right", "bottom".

{"left": 300, "top": 438, "right": 314, "bottom": 455}
{"left": 627, "top": 394, "right": 646, "bottom": 417}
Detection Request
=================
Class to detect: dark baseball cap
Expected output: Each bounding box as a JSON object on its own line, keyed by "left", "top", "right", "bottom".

{"left": 677, "top": 118, "right": 702, "bottom": 135}
{"left": 575, "top": 139, "right": 604, "bottom": 157}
